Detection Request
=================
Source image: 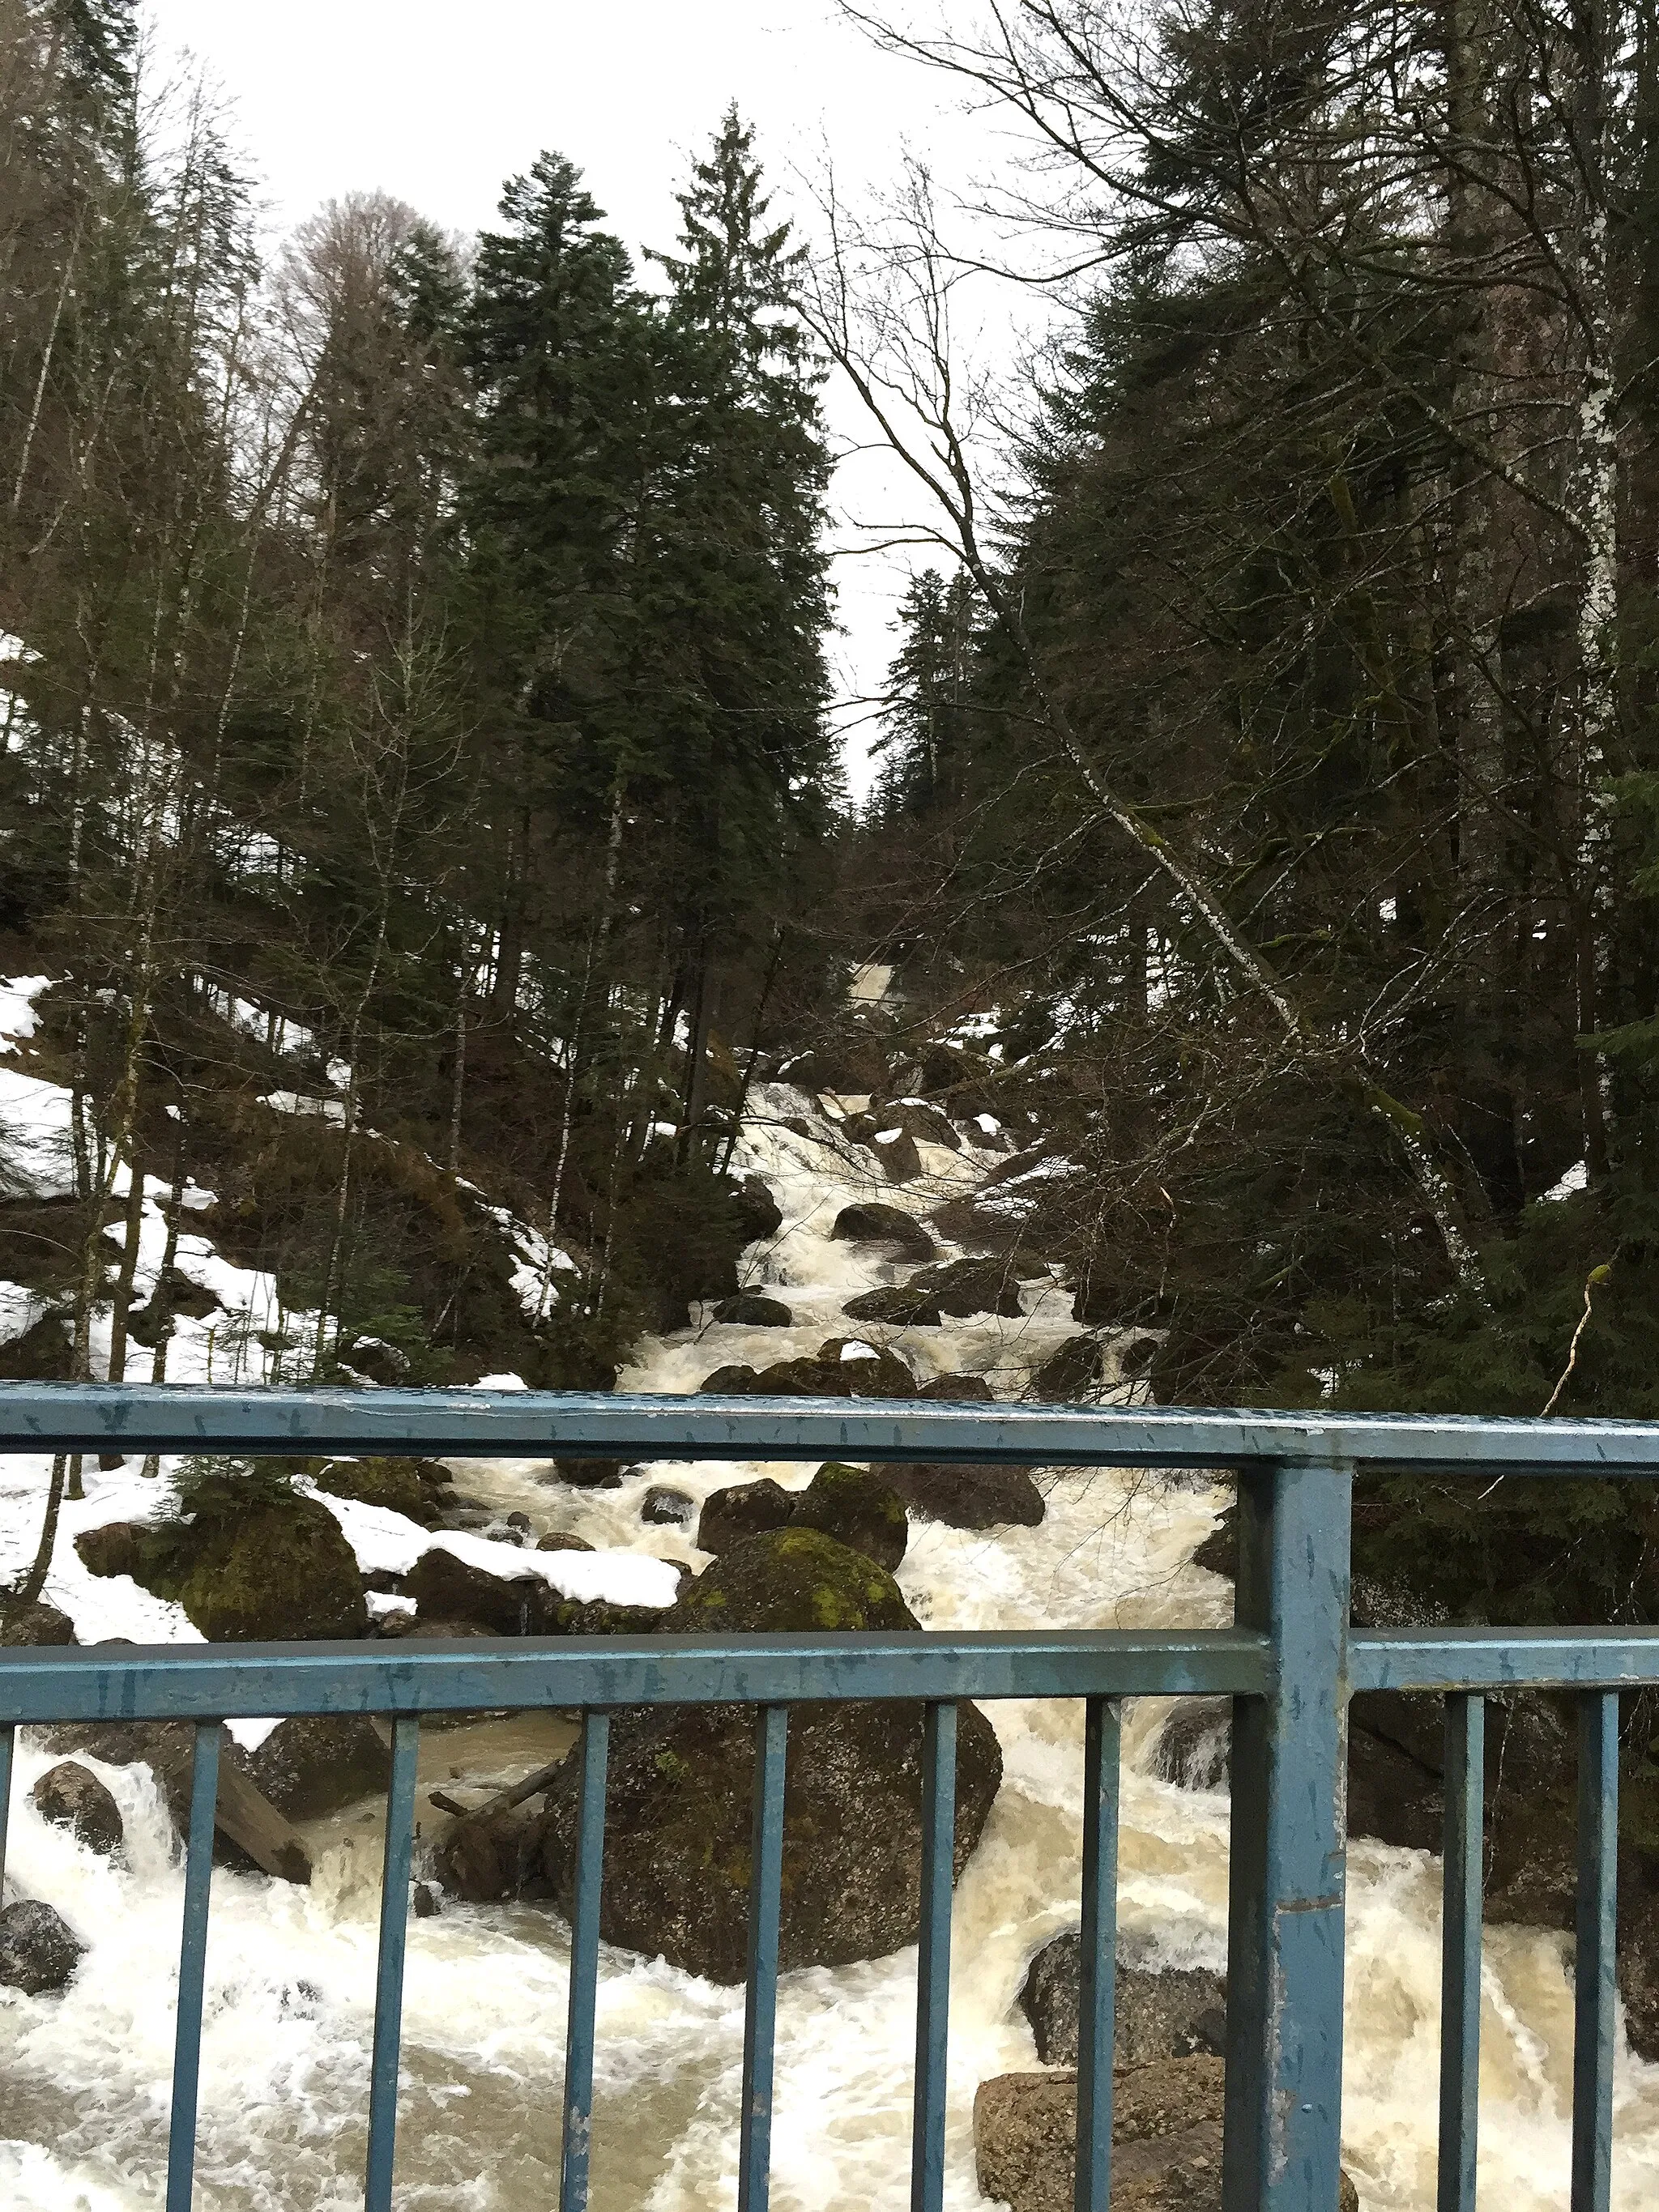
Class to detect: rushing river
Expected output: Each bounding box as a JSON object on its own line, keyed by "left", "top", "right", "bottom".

{"left": 3, "top": 1083, "right": 1658, "bottom": 2208}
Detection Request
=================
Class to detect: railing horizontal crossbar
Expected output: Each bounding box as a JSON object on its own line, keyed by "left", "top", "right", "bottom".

{"left": 0, "top": 1629, "right": 1269, "bottom": 1724}
{"left": 7, "top": 1383, "right": 1659, "bottom": 1474}
{"left": 1352, "top": 1628, "right": 1659, "bottom": 1691}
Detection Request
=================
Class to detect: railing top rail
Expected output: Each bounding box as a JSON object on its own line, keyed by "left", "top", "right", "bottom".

{"left": 3, "top": 1383, "right": 1659, "bottom": 1474}
{"left": 0, "top": 1628, "right": 1269, "bottom": 1722}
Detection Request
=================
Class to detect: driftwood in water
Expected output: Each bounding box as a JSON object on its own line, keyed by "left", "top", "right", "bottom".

{"left": 149, "top": 1737, "right": 314, "bottom": 1885}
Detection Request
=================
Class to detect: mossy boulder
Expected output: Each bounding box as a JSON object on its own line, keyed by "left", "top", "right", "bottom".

{"left": 673, "top": 1525, "right": 913, "bottom": 1634}
{"left": 0, "top": 1597, "right": 75, "bottom": 1645}
{"left": 829, "top": 1203, "right": 936, "bottom": 1262}
{"left": 130, "top": 1480, "right": 368, "bottom": 1642}
{"left": 312, "top": 1456, "right": 449, "bottom": 1527}
{"left": 910, "top": 1256, "right": 1024, "bottom": 1319}
{"left": 1030, "top": 1335, "right": 1107, "bottom": 1401}
{"left": 920, "top": 1372, "right": 996, "bottom": 1402}
{"left": 711, "top": 1292, "right": 794, "bottom": 1327}
{"left": 535, "top": 1528, "right": 1002, "bottom": 1980}
{"left": 697, "top": 1476, "right": 795, "bottom": 1554}
{"left": 886, "top": 1461, "right": 1045, "bottom": 1530}
{"left": 245, "top": 1716, "right": 394, "bottom": 1820}
{"left": 404, "top": 1545, "right": 548, "bottom": 1635}
{"left": 842, "top": 1285, "right": 943, "bottom": 1327}
{"left": 787, "top": 1462, "right": 907, "bottom": 1571}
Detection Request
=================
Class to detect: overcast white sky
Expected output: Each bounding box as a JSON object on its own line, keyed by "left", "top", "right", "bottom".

{"left": 144, "top": 0, "right": 1034, "bottom": 800}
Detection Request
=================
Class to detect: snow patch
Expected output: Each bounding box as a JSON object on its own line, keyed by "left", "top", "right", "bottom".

{"left": 258, "top": 1090, "right": 348, "bottom": 1125}
{"left": 1542, "top": 1160, "right": 1589, "bottom": 1203}
{"left": 0, "top": 1065, "right": 77, "bottom": 1196}
{"left": 300, "top": 1481, "right": 679, "bottom": 1607}
{"left": 0, "top": 973, "right": 53, "bottom": 1053}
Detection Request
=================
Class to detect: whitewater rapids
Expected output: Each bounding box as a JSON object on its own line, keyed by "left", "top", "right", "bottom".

{"left": 2, "top": 1083, "right": 1657, "bottom": 2208}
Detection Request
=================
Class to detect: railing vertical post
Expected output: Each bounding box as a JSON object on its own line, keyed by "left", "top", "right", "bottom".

{"left": 1572, "top": 1690, "right": 1619, "bottom": 2212}
{"left": 0, "top": 1723, "right": 12, "bottom": 1899}
{"left": 167, "top": 1719, "right": 222, "bottom": 2212}
{"left": 364, "top": 1714, "right": 421, "bottom": 2212}
{"left": 1074, "top": 1694, "right": 1121, "bottom": 2212}
{"left": 1222, "top": 1456, "right": 1351, "bottom": 2212}
{"left": 911, "top": 1699, "right": 958, "bottom": 2212}
{"left": 560, "top": 1708, "right": 611, "bottom": 2212}
{"left": 1438, "top": 1694, "right": 1484, "bottom": 2212}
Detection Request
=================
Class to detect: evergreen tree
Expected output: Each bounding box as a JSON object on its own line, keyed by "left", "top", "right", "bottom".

{"left": 647, "top": 107, "right": 835, "bottom": 1132}
{"left": 871, "top": 568, "right": 979, "bottom": 820}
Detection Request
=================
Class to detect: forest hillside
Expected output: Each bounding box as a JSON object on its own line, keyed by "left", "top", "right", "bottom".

{"left": 6, "top": 0, "right": 1659, "bottom": 1632}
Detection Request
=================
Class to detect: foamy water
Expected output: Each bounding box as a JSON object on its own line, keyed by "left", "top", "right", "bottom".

{"left": 3, "top": 1083, "right": 1657, "bottom": 2207}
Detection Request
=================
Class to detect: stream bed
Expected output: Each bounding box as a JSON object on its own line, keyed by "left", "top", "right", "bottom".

{"left": 2, "top": 1085, "right": 1657, "bottom": 2207}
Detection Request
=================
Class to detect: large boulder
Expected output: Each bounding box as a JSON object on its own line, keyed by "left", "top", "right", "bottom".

{"left": 1018, "top": 1935, "right": 1226, "bottom": 2069}
{"left": 697, "top": 1477, "right": 795, "bottom": 1555}
{"left": 312, "top": 1457, "right": 450, "bottom": 1528}
{"left": 1030, "top": 1335, "right": 1107, "bottom": 1402}
{"left": 75, "top": 1522, "right": 144, "bottom": 1579}
{"left": 910, "top": 1256, "right": 1024, "bottom": 1318}
{"left": 867, "top": 1097, "right": 962, "bottom": 1152}
{"left": 0, "top": 1900, "right": 85, "bottom": 1995}
{"left": 0, "top": 1597, "right": 75, "bottom": 1645}
{"left": 165, "top": 1493, "right": 368, "bottom": 1641}
{"left": 698, "top": 1363, "right": 763, "bottom": 1394}
{"left": 974, "top": 2060, "right": 1362, "bottom": 2212}
{"left": 830, "top": 1203, "right": 936, "bottom": 1263}
{"left": 31, "top": 1760, "right": 124, "bottom": 1857}
{"left": 704, "top": 1341, "right": 919, "bottom": 1400}
{"left": 245, "top": 1716, "right": 394, "bottom": 1821}
{"left": 710, "top": 1292, "right": 794, "bottom": 1327}
{"left": 885, "top": 1461, "right": 1045, "bottom": 1531}
{"left": 732, "top": 1175, "right": 784, "bottom": 1246}
{"left": 82, "top": 1485, "right": 368, "bottom": 1642}
{"left": 697, "top": 1466, "right": 909, "bottom": 1570}
{"left": 535, "top": 1528, "right": 1003, "bottom": 1981}
{"left": 919, "top": 1373, "right": 996, "bottom": 1402}
{"left": 404, "top": 1546, "right": 547, "bottom": 1637}
{"left": 435, "top": 1802, "right": 548, "bottom": 1903}
{"left": 787, "top": 1463, "right": 908, "bottom": 1571}
{"left": 842, "top": 1114, "right": 924, "bottom": 1182}
{"left": 543, "top": 1458, "right": 629, "bottom": 1490}
{"left": 842, "top": 1285, "right": 943, "bottom": 1328}
{"left": 812, "top": 1338, "right": 918, "bottom": 1396}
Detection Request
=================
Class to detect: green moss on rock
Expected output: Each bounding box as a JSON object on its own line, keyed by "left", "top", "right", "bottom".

{"left": 672, "top": 1525, "right": 915, "bottom": 1635}
{"left": 535, "top": 1524, "right": 1003, "bottom": 1981}
{"left": 145, "top": 1485, "right": 367, "bottom": 1642}
{"left": 789, "top": 1463, "right": 908, "bottom": 1571}
{"left": 312, "top": 1456, "right": 446, "bottom": 1527}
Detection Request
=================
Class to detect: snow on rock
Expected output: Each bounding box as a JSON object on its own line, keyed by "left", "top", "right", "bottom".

{"left": 1542, "top": 1160, "right": 1589, "bottom": 1203}
{"left": 0, "top": 1460, "right": 199, "bottom": 1654}
{"left": 477, "top": 1203, "right": 578, "bottom": 1320}
{"left": 0, "top": 1064, "right": 77, "bottom": 1196}
{"left": 198, "top": 982, "right": 315, "bottom": 1059}
{"left": 0, "top": 1277, "right": 42, "bottom": 1345}
{"left": 0, "top": 973, "right": 53, "bottom": 1052}
{"left": 299, "top": 1481, "right": 679, "bottom": 1608}
{"left": 258, "top": 1090, "right": 348, "bottom": 1125}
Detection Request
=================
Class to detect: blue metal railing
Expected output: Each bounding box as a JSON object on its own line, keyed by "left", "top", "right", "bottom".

{"left": 3, "top": 1386, "right": 1659, "bottom": 2211}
